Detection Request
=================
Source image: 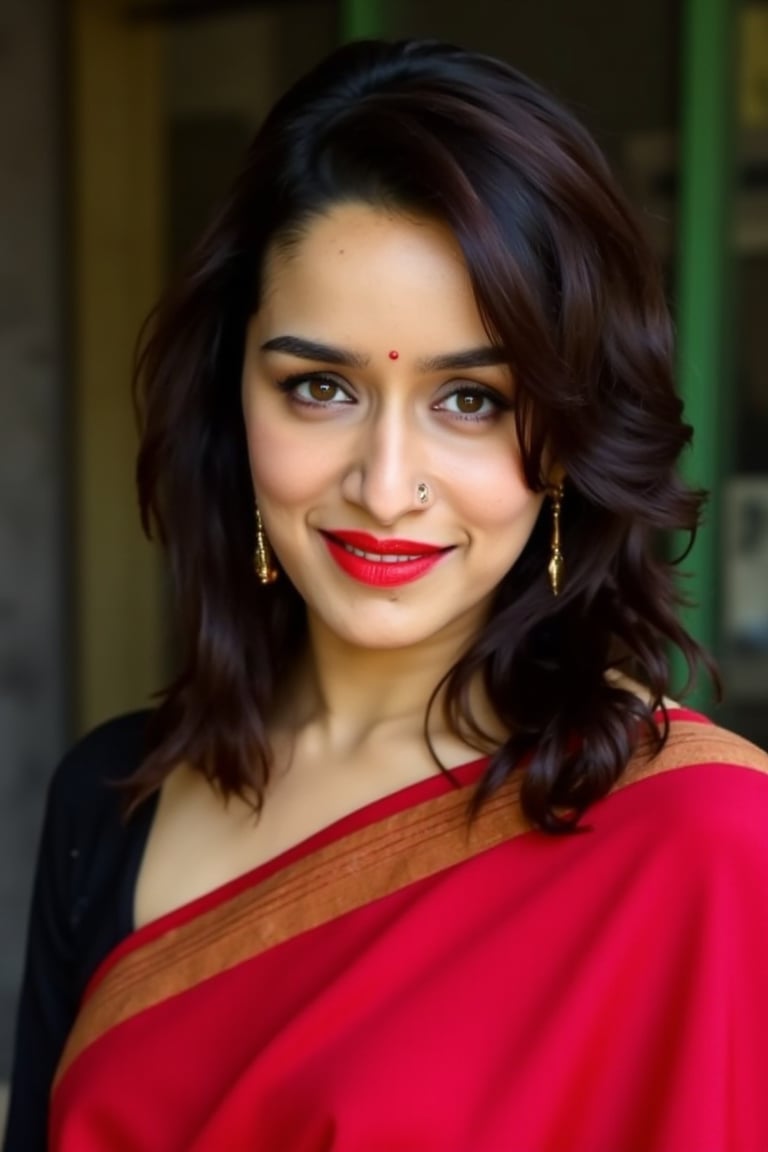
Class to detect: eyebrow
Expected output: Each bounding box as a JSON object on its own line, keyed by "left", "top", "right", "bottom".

{"left": 420, "top": 347, "right": 509, "bottom": 372}
{"left": 260, "top": 336, "right": 369, "bottom": 368}
{"left": 260, "top": 335, "right": 509, "bottom": 373}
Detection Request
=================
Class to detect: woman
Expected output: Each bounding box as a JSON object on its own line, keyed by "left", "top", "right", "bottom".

{"left": 6, "top": 38, "right": 768, "bottom": 1152}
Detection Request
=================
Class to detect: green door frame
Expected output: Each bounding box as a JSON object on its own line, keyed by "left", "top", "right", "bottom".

{"left": 340, "top": 0, "right": 385, "bottom": 39}
{"left": 676, "top": 0, "right": 735, "bottom": 696}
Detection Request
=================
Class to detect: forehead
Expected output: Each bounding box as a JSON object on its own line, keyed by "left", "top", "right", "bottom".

{"left": 256, "top": 202, "right": 489, "bottom": 348}
{"left": 266, "top": 201, "right": 465, "bottom": 272}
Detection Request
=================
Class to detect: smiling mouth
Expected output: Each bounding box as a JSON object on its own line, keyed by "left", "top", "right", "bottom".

{"left": 336, "top": 542, "right": 425, "bottom": 563}
{"left": 320, "top": 530, "right": 452, "bottom": 586}
{"left": 322, "top": 530, "right": 449, "bottom": 560}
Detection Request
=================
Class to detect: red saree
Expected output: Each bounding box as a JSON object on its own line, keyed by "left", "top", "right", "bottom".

{"left": 51, "top": 713, "right": 768, "bottom": 1152}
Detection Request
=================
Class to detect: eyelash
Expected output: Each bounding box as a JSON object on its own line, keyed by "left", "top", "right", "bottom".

{"left": 276, "top": 373, "right": 354, "bottom": 408}
{"left": 435, "top": 385, "right": 511, "bottom": 421}
{"left": 275, "top": 373, "right": 511, "bottom": 423}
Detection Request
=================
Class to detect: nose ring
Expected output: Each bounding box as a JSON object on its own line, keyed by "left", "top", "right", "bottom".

{"left": 416, "top": 482, "right": 430, "bottom": 506}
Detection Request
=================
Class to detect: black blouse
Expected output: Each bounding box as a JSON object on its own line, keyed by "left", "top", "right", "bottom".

{"left": 3, "top": 711, "right": 157, "bottom": 1152}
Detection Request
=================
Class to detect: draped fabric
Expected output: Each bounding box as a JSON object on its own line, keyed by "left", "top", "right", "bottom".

{"left": 50, "top": 714, "right": 768, "bottom": 1152}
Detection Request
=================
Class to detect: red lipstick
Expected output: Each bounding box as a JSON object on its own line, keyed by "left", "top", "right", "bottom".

{"left": 321, "top": 530, "right": 450, "bottom": 587}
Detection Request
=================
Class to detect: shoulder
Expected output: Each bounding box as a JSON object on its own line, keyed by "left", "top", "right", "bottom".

{"left": 39, "top": 711, "right": 157, "bottom": 947}
{"left": 616, "top": 710, "right": 768, "bottom": 863}
{"left": 45, "top": 710, "right": 154, "bottom": 842}
{"left": 14, "top": 713, "right": 157, "bottom": 1074}
{"left": 50, "top": 710, "right": 153, "bottom": 797}
{"left": 624, "top": 709, "right": 768, "bottom": 784}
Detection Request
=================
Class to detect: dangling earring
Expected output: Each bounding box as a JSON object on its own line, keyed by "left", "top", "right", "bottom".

{"left": 547, "top": 479, "right": 565, "bottom": 596}
{"left": 254, "top": 506, "right": 278, "bottom": 585}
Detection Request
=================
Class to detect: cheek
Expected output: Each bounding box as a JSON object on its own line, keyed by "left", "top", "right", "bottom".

{"left": 479, "top": 491, "right": 545, "bottom": 553}
{"left": 244, "top": 408, "right": 338, "bottom": 506}
{"left": 448, "top": 446, "right": 542, "bottom": 535}
{"left": 476, "top": 487, "right": 545, "bottom": 575}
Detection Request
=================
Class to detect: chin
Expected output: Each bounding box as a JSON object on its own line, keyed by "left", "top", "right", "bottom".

{"left": 325, "top": 614, "right": 447, "bottom": 652}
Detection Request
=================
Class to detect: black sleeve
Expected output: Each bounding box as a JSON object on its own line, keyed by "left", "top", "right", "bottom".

{"left": 2, "top": 712, "right": 154, "bottom": 1152}
{"left": 2, "top": 761, "right": 79, "bottom": 1152}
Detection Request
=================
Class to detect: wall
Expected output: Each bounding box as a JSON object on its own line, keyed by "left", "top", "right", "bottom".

{"left": 0, "top": 0, "right": 67, "bottom": 1076}
{"left": 165, "top": 2, "right": 337, "bottom": 262}
{"left": 72, "top": 0, "right": 167, "bottom": 734}
{"left": 377, "top": 0, "right": 680, "bottom": 154}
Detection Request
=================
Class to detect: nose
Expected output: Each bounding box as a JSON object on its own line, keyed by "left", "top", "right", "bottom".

{"left": 341, "top": 403, "right": 427, "bottom": 525}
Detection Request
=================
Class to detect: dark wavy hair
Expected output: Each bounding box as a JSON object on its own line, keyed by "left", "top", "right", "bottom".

{"left": 131, "top": 38, "right": 715, "bottom": 831}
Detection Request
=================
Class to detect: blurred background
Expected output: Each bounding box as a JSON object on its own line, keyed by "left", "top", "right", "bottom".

{"left": 1, "top": 0, "right": 766, "bottom": 1115}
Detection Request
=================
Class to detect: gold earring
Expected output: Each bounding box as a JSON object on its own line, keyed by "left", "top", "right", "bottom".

{"left": 254, "top": 506, "right": 278, "bottom": 585}
{"left": 547, "top": 480, "right": 565, "bottom": 596}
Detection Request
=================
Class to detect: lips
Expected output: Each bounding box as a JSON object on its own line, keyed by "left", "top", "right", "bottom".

{"left": 321, "top": 530, "right": 451, "bottom": 587}
{"left": 326, "top": 530, "right": 444, "bottom": 558}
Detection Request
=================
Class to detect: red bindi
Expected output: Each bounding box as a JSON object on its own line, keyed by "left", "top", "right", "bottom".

{"left": 388, "top": 349, "right": 399, "bottom": 360}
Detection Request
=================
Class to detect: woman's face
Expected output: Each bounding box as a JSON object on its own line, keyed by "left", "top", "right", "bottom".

{"left": 242, "top": 202, "right": 545, "bottom": 653}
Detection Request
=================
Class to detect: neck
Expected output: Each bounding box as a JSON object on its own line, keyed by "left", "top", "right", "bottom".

{"left": 272, "top": 611, "right": 494, "bottom": 760}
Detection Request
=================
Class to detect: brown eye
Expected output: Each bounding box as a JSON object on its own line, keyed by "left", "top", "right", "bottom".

{"left": 434, "top": 386, "right": 506, "bottom": 421}
{"left": 308, "top": 380, "right": 339, "bottom": 402}
{"left": 282, "top": 374, "right": 355, "bottom": 408}
{"left": 455, "top": 391, "right": 484, "bottom": 414}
